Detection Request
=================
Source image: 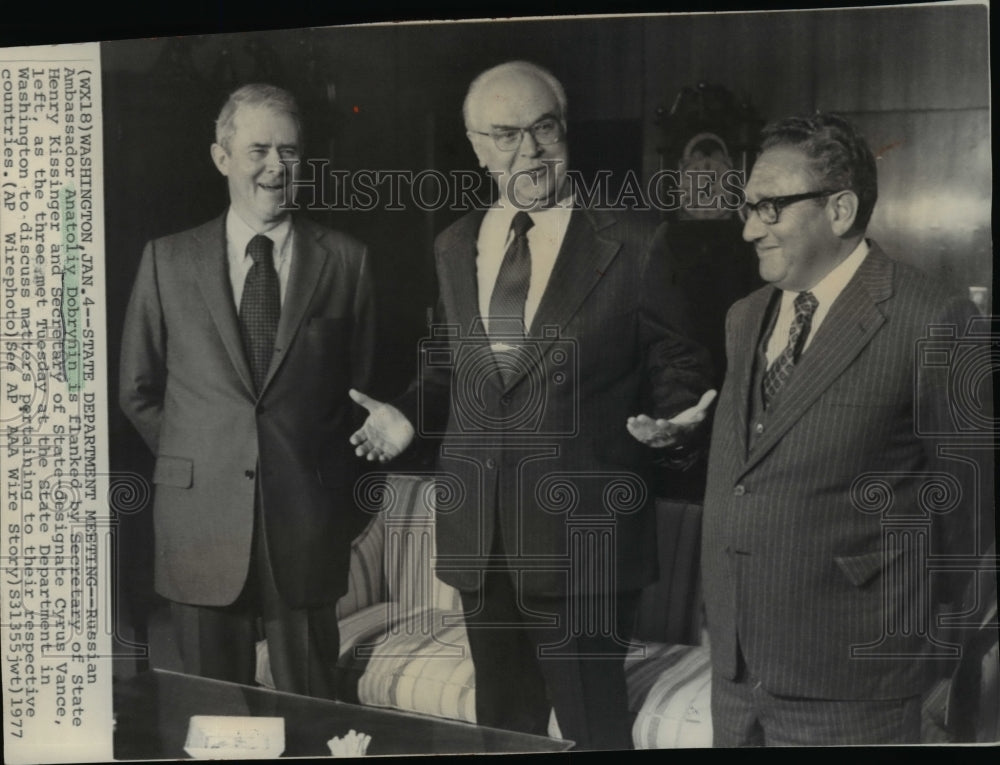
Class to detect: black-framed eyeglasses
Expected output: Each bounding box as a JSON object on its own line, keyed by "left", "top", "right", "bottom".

{"left": 739, "top": 190, "right": 843, "bottom": 225}
{"left": 468, "top": 117, "right": 564, "bottom": 152}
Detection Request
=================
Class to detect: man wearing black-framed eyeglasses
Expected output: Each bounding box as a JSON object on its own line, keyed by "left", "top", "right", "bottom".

{"left": 738, "top": 188, "right": 842, "bottom": 226}
{"left": 702, "top": 113, "right": 980, "bottom": 746}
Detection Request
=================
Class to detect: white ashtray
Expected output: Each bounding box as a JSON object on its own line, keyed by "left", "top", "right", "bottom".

{"left": 183, "top": 715, "right": 285, "bottom": 759}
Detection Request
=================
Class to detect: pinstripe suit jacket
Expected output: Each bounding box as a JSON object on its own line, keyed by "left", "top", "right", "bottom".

{"left": 397, "top": 206, "right": 713, "bottom": 598}
{"left": 702, "top": 241, "right": 977, "bottom": 699}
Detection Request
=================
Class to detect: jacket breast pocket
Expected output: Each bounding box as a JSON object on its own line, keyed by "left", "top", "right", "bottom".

{"left": 153, "top": 455, "right": 193, "bottom": 488}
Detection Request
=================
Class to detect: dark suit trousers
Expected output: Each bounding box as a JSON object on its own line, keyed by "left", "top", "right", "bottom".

{"left": 170, "top": 493, "right": 342, "bottom": 699}
{"left": 459, "top": 527, "right": 639, "bottom": 751}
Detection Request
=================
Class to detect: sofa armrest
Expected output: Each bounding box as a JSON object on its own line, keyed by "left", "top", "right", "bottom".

{"left": 382, "top": 474, "right": 462, "bottom": 614}
{"left": 338, "top": 472, "right": 462, "bottom": 620}
{"left": 336, "top": 510, "right": 388, "bottom": 620}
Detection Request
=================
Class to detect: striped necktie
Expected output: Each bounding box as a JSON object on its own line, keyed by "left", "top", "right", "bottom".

{"left": 761, "top": 290, "right": 818, "bottom": 409}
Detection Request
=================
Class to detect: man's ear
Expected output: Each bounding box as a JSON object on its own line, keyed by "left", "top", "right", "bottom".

{"left": 466, "top": 132, "right": 488, "bottom": 169}
{"left": 828, "top": 190, "right": 859, "bottom": 236}
{"left": 210, "top": 143, "right": 230, "bottom": 176}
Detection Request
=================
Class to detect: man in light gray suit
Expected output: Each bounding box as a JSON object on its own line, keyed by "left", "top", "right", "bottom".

{"left": 120, "top": 84, "right": 374, "bottom": 696}
{"left": 696, "top": 113, "right": 979, "bottom": 745}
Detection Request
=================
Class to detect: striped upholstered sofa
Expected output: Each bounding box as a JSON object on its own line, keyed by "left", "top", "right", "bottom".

{"left": 257, "top": 473, "right": 714, "bottom": 749}
{"left": 257, "top": 473, "right": 995, "bottom": 747}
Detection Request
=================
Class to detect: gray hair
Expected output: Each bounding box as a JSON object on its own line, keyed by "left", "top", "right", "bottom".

{"left": 215, "top": 83, "right": 302, "bottom": 152}
{"left": 760, "top": 113, "right": 878, "bottom": 235}
{"left": 462, "top": 61, "right": 568, "bottom": 130}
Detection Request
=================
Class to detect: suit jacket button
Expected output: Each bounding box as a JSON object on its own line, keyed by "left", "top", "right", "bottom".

{"left": 733, "top": 484, "right": 746, "bottom": 496}
{"left": 485, "top": 458, "right": 497, "bottom": 470}
{"left": 754, "top": 423, "right": 764, "bottom": 434}
{"left": 245, "top": 469, "right": 255, "bottom": 479}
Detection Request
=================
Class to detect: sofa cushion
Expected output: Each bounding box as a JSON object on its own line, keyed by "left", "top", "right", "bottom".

{"left": 630, "top": 644, "right": 712, "bottom": 749}
{"left": 335, "top": 512, "right": 387, "bottom": 620}
{"left": 346, "top": 606, "right": 476, "bottom": 723}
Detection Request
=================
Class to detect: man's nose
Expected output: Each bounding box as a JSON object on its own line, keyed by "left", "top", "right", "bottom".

{"left": 265, "top": 148, "right": 283, "bottom": 172}
{"left": 518, "top": 128, "right": 543, "bottom": 157}
{"left": 742, "top": 209, "right": 766, "bottom": 242}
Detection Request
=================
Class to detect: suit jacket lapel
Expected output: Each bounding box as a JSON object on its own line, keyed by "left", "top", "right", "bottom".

{"left": 263, "top": 216, "right": 327, "bottom": 391}
{"left": 741, "top": 244, "right": 894, "bottom": 475}
{"left": 438, "top": 210, "right": 505, "bottom": 395}
{"left": 496, "top": 207, "right": 620, "bottom": 389}
{"left": 447, "top": 206, "right": 620, "bottom": 392}
{"left": 193, "top": 215, "right": 256, "bottom": 396}
{"left": 441, "top": 211, "right": 486, "bottom": 342}
{"left": 529, "top": 206, "right": 621, "bottom": 336}
{"left": 731, "top": 286, "right": 777, "bottom": 459}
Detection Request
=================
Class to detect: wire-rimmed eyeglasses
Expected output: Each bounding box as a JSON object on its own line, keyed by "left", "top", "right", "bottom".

{"left": 468, "top": 117, "right": 564, "bottom": 152}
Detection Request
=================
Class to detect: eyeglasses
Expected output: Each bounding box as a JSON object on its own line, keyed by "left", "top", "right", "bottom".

{"left": 739, "top": 190, "right": 843, "bottom": 225}
{"left": 468, "top": 117, "right": 564, "bottom": 152}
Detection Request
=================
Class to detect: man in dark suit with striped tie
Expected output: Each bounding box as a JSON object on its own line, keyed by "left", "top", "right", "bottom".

{"left": 698, "top": 113, "right": 979, "bottom": 745}
{"left": 120, "top": 83, "right": 374, "bottom": 696}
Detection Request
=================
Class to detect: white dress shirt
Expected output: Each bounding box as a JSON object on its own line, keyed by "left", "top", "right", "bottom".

{"left": 226, "top": 208, "right": 294, "bottom": 310}
{"left": 476, "top": 198, "right": 574, "bottom": 334}
{"left": 765, "top": 239, "right": 870, "bottom": 365}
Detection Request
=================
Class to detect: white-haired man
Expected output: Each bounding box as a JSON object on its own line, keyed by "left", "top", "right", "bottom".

{"left": 349, "top": 61, "right": 714, "bottom": 749}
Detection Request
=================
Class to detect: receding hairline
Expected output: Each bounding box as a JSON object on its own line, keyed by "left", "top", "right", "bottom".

{"left": 214, "top": 83, "right": 302, "bottom": 151}
{"left": 462, "top": 61, "right": 567, "bottom": 130}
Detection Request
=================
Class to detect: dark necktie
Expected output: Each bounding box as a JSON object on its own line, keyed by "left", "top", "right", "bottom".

{"left": 239, "top": 234, "right": 280, "bottom": 393}
{"left": 488, "top": 211, "right": 533, "bottom": 383}
{"left": 761, "top": 290, "right": 818, "bottom": 409}
{"left": 488, "top": 211, "right": 534, "bottom": 337}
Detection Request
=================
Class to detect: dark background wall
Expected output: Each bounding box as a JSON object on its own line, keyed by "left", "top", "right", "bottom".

{"left": 98, "top": 7, "right": 991, "bottom": 665}
{"left": 101, "top": 6, "right": 991, "bottom": 409}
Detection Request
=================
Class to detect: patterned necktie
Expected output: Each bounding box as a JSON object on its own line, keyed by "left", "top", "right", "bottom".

{"left": 487, "top": 212, "right": 533, "bottom": 384}
{"left": 239, "top": 234, "right": 280, "bottom": 393}
{"left": 761, "top": 290, "right": 818, "bottom": 409}
{"left": 488, "top": 211, "right": 534, "bottom": 337}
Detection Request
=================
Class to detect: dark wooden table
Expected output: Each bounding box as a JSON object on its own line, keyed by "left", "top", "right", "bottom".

{"left": 113, "top": 669, "right": 573, "bottom": 758}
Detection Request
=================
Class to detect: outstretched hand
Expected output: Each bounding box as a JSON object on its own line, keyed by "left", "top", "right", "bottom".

{"left": 627, "top": 389, "right": 718, "bottom": 448}
{"left": 348, "top": 388, "right": 415, "bottom": 463}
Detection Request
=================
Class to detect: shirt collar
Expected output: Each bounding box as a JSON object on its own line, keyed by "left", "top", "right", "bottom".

{"left": 226, "top": 207, "right": 292, "bottom": 261}
{"left": 491, "top": 194, "right": 576, "bottom": 234}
